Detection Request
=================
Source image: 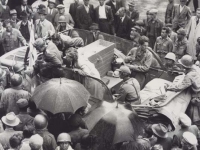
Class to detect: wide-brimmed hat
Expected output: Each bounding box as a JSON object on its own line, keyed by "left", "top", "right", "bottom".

{"left": 57, "top": 4, "right": 65, "bottom": 9}
{"left": 20, "top": 11, "right": 28, "bottom": 18}
{"left": 179, "top": 113, "right": 192, "bottom": 127}
{"left": 10, "top": 9, "right": 17, "bottom": 15}
{"left": 2, "top": 112, "right": 20, "bottom": 127}
{"left": 151, "top": 123, "right": 168, "bottom": 138}
{"left": 183, "top": 132, "right": 198, "bottom": 145}
{"left": 38, "top": 8, "right": 48, "bottom": 15}
{"left": 48, "top": 0, "right": 56, "bottom": 4}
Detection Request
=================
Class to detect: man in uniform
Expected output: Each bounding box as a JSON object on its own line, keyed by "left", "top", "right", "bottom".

{"left": 154, "top": 27, "right": 173, "bottom": 61}
{"left": 56, "top": 15, "right": 73, "bottom": 34}
{"left": 113, "top": 65, "right": 140, "bottom": 105}
{"left": 33, "top": 38, "right": 63, "bottom": 79}
{"left": 46, "top": 0, "right": 58, "bottom": 23}
{"left": 164, "top": 52, "right": 181, "bottom": 72}
{"left": 173, "top": 28, "right": 189, "bottom": 59}
{"left": 125, "top": 36, "right": 153, "bottom": 87}
{"left": 145, "top": 9, "right": 164, "bottom": 49}
{"left": 167, "top": 55, "right": 200, "bottom": 127}
{"left": 181, "top": 132, "right": 198, "bottom": 150}
{"left": 10, "top": 9, "right": 19, "bottom": 28}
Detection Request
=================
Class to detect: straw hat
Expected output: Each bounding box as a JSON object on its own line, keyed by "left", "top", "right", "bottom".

{"left": 2, "top": 112, "right": 20, "bottom": 127}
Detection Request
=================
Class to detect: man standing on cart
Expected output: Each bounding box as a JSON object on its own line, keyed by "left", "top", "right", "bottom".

{"left": 167, "top": 55, "right": 200, "bottom": 128}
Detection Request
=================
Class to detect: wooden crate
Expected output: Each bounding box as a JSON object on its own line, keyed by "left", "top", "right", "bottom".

{"left": 78, "top": 39, "right": 115, "bottom": 77}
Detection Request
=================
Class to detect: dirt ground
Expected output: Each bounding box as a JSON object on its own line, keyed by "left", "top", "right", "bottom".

{"left": 64, "top": 0, "right": 197, "bottom": 21}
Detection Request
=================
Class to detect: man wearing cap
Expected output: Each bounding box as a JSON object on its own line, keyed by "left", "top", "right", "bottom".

{"left": 167, "top": 55, "right": 200, "bottom": 126}
{"left": 154, "top": 27, "right": 173, "bottom": 61}
{"left": 130, "top": 27, "right": 141, "bottom": 47}
{"left": 165, "top": 0, "right": 174, "bottom": 24}
{"left": 29, "top": 134, "right": 44, "bottom": 150}
{"left": 151, "top": 123, "right": 172, "bottom": 150}
{"left": 14, "top": 99, "right": 34, "bottom": 131}
{"left": 172, "top": 0, "right": 191, "bottom": 31}
{"left": 125, "top": 36, "right": 153, "bottom": 87}
{"left": 46, "top": 0, "right": 58, "bottom": 23}
{"left": 115, "top": 7, "right": 132, "bottom": 40}
{"left": 113, "top": 65, "right": 140, "bottom": 104}
{"left": 35, "top": 8, "right": 55, "bottom": 39}
{"left": 0, "top": 112, "right": 22, "bottom": 148}
{"left": 145, "top": 9, "right": 164, "bottom": 49}
{"left": 173, "top": 113, "right": 200, "bottom": 148}
{"left": 173, "top": 28, "right": 189, "bottom": 59}
{"left": 181, "top": 132, "right": 198, "bottom": 150}
{"left": 54, "top": 4, "right": 74, "bottom": 28}
{"left": 32, "top": 4, "right": 46, "bottom": 23}
{"left": 15, "top": 0, "right": 33, "bottom": 20}
{"left": 0, "top": 74, "right": 31, "bottom": 115}
{"left": 69, "top": 0, "right": 81, "bottom": 28}
{"left": 16, "top": 11, "right": 34, "bottom": 43}
{"left": 126, "top": 1, "right": 139, "bottom": 26}
{"left": 94, "top": 0, "right": 115, "bottom": 35}
{"left": 2, "top": 19, "right": 27, "bottom": 53}
{"left": 33, "top": 38, "right": 63, "bottom": 79}
{"left": 31, "top": 0, "right": 48, "bottom": 13}
{"left": 10, "top": 9, "right": 19, "bottom": 28}
{"left": 76, "top": 0, "right": 95, "bottom": 30}
{"left": 186, "top": 8, "right": 200, "bottom": 60}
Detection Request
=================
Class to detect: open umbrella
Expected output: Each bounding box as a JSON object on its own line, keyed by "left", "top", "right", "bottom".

{"left": 32, "top": 78, "right": 90, "bottom": 114}
{"left": 83, "top": 101, "right": 144, "bottom": 150}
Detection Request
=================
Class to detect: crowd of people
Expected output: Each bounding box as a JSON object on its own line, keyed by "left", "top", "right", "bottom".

{"left": 0, "top": 0, "right": 199, "bottom": 150}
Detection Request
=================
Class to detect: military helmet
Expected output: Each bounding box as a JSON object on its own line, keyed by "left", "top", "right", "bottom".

{"left": 11, "top": 74, "right": 23, "bottom": 87}
{"left": 58, "top": 15, "right": 66, "bottom": 23}
{"left": 178, "top": 55, "right": 193, "bottom": 69}
{"left": 118, "top": 65, "right": 131, "bottom": 74}
{"left": 34, "top": 114, "right": 48, "bottom": 130}
{"left": 13, "top": 64, "right": 24, "bottom": 73}
{"left": 57, "top": 133, "right": 71, "bottom": 143}
{"left": 165, "top": 52, "right": 176, "bottom": 61}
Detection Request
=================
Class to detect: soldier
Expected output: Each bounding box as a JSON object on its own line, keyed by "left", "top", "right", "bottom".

{"left": 125, "top": 36, "right": 153, "bottom": 87}
{"left": 173, "top": 28, "right": 189, "bottom": 59}
{"left": 154, "top": 27, "right": 173, "bottom": 61}
{"left": 113, "top": 65, "right": 140, "bottom": 105}
{"left": 167, "top": 55, "right": 200, "bottom": 127}
{"left": 56, "top": 15, "right": 73, "bottom": 34}
{"left": 164, "top": 52, "right": 181, "bottom": 72}
{"left": 10, "top": 9, "right": 19, "bottom": 28}
{"left": 56, "top": 133, "right": 73, "bottom": 150}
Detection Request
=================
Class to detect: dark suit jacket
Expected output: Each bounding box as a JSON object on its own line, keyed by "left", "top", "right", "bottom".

{"left": 105, "top": 0, "right": 122, "bottom": 16}
{"left": 116, "top": 15, "right": 132, "bottom": 40}
{"left": 69, "top": 2, "right": 81, "bottom": 24}
{"left": 15, "top": 5, "right": 32, "bottom": 19}
{"left": 76, "top": 4, "right": 94, "bottom": 30}
{"left": 126, "top": 9, "right": 139, "bottom": 24}
{"left": 46, "top": 8, "right": 58, "bottom": 23}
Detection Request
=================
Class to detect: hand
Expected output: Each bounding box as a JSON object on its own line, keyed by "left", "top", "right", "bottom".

{"left": 73, "top": 68, "right": 87, "bottom": 76}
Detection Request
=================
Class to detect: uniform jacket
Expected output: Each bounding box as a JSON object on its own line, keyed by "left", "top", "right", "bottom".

{"left": 172, "top": 4, "right": 191, "bottom": 29}
{"left": 35, "top": 19, "right": 55, "bottom": 38}
{"left": 0, "top": 87, "right": 31, "bottom": 114}
{"left": 75, "top": 4, "right": 94, "bottom": 30}
{"left": 46, "top": 7, "right": 58, "bottom": 23}
{"left": 125, "top": 47, "right": 153, "bottom": 72}
{"left": 54, "top": 12, "right": 74, "bottom": 27}
{"left": 105, "top": 0, "right": 122, "bottom": 16}
{"left": 173, "top": 38, "right": 189, "bottom": 59}
{"left": 0, "top": 128, "right": 22, "bottom": 149}
{"left": 15, "top": 5, "right": 33, "bottom": 19}
{"left": 154, "top": 36, "right": 173, "bottom": 56}
{"left": 35, "top": 129, "right": 57, "bottom": 150}
{"left": 186, "top": 16, "right": 200, "bottom": 59}
{"left": 2, "top": 28, "right": 26, "bottom": 53}
{"left": 116, "top": 15, "right": 132, "bottom": 40}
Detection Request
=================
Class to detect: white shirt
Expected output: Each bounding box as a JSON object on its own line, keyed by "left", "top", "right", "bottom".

{"left": 48, "top": 7, "right": 53, "bottom": 15}
{"left": 121, "top": 15, "right": 125, "bottom": 22}
{"left": 21, "top": 5, "right": 26, "bottom": 11}
{"left": 180, "top": 5, "right": 185, "bottom": 13}
{"left": 84, "top": 4, "right": 89, "bottom": 13}
{"left": 99, "top": 5, "right": 107, "bottom": 19}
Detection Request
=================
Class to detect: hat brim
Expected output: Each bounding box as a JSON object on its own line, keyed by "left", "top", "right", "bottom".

{"left": 151, "top": 124, "right": 168, "bottom": 138}
{"left": 178, "top": 59, "right": 192, "bottom": 69}
{"left": 2, "top": 116, "right": 20, "bottom": 127}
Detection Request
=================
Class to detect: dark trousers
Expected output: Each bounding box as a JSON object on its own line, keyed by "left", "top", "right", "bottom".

{"left": 98, "top": 19, "right": 113, "bottom": 35}
{"left": 148, "top": 36, "right": 157, "bottom": 49}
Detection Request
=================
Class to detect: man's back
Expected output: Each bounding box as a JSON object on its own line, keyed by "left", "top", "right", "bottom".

{"left": 0, "top": 88, "right": 31, "bottom": 114}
